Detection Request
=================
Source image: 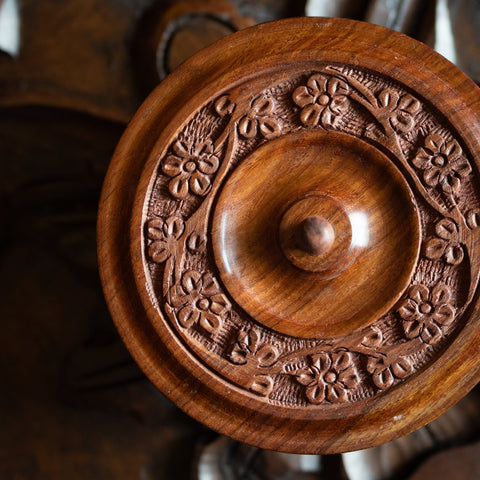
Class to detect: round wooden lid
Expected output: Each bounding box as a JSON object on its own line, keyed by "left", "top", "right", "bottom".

{"left": 98, "top": 17, "right": 480, "bottom": 453}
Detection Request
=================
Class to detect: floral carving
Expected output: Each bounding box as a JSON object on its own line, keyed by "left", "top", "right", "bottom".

{"left": 397, "top": 284, "right": 455, "bottom": 345}
{"left": 214, "top": 94, "right": 235, "bottom": 116}
{"left": 296, "top": 351, "right": 358, "bottom": 404}
{"left": 229, "top": 329, "right": 279, "bottom": 367}
{"left": 238, "top": 95, "right": 281, "bottom": 140}
{"left": 143, "top": 64, "right": 475, "bottom": 409}
{"left": 162, "top": 139, "right": 220, "bottom": 199}
{"left": 412, "top": 134, "right": 471, "bottom": 193}
{"left": 367, "top": 355, "right": 412, "bottom": 390}
{"left": 425, "top": 218, "right": 464, "bottom": 265}
{"left": 293, "top": 73, "right": 349, "bottom": 128}
{"left": 146, "top": 216, "right": 184, "bottom": 263}
{"left": 377, "top": 89, "right": 420, "bottom": 133}
{"left": 169, "top": 270, "right": 231, "bottom": 333}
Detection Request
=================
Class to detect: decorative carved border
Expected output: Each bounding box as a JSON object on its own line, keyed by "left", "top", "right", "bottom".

{"left": 142, "top": 64, "right": 480, "bottom": 407}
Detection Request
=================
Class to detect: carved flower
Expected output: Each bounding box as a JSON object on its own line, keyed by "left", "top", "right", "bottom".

{"left": 296, "top": 351, "right": 358, "bottom": 404}
{"left": 293, "top": 74, "right": 349, "bottom": 128}
{"left": 412, "top": 134, "right": 471, "bottom": 193}
{"left": 425, "top": 218, "right": 464, "bottom": 265}
{"left": 397, "top": 284, "right": 455, "bottom": 345}
{"left": 238, "top": 95, "right": 281, "bottom": 140}
{"left": 169, "top": 270, "right": 231, "bottom": 333}
{"left": 146, "top": 216, "right": 184, "bottom": 263}
{"left": 162, "top": 139, "right": 220, "bottom": 199}
{"left": 377, "top": 89, "right": 420, "bottom": 133}
{"left": 367, "top": 356, "right": 412, "bottom": 390}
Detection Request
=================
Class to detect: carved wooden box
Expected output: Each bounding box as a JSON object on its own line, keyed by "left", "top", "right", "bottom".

{"left": 98, "top": 18, "right": 480, "bottom": 453}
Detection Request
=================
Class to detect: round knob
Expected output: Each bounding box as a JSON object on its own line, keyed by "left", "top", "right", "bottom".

{"left": 98, "top": 18, "right": 480, "bottom": 455}
{"left": 296, "top": 215, "right": 335, "bottom": 255}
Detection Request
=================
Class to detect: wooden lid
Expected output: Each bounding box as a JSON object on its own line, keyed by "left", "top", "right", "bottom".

{"left": 98, "top": 17, "right": 480, "bottom": 453}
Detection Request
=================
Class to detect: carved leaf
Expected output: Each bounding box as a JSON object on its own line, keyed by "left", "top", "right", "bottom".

{"left": 214, "top": 95, "right": 235, "bottom": 116}
{"left": 163, "top": 216, "right": 184, "bottom": 239}
{"left": 229, "top": 345, "right": 248, "bottom": 365}
{"left": 378, "top": 89, "right": 399, "bottom": 110}
{"left": 467, "top": 209, "right": 480, "bottom": 229}
{"left": 147, "top": 218, "right": 165, "bottom": 239}
{"left": 425, "top": 237, "right": 447, "bottom": 260}
{"left": 148, "top": 241, "right": 170, "bottom": 263}
{"left": 239, "top": 329, "right": 259, "bottom": 352}
{"left": 362, "top": 326, "right": 383, "bottom": 347}
{"left": 398, "top": 95, "right": 420, "bottom": 114}
{"left": 250, "top": 375, "right": 273, "bottom": 397}
{"left": 391, "top": 358, "right": 412, "bottom": 379}
{"left": 390, "top": 110, "right": 414, "bottom": 134}
{"left": 182, "top": 270, "right": 202, "bottom": 293}
{"left": 436, "top": 218, "right": 458, "bottom": 240}
{"left": 431, "top": 284, "right": 451, "bottom": 305}
{"left": 373, "top": 368, "right": 394, "bottom": 390}
{"left": 187, "top": 232, "right": 206, "bottom": 252}
{"left": 238, "top": 116, "right": 257, "bottom": 138}
{"left": 444, "top": 244, "right": 464, "bottom": 265}
{"left": 252, "top": 96, "right": 274, "bottom": 116}
{"left": 338, "top": 366, "right": 358, "bottom": 389}
{"left": 259, "top": 117, "right": 281, "bottom": 139}
{"left": 256, "top": 345, "right": 279, "bottom": 367}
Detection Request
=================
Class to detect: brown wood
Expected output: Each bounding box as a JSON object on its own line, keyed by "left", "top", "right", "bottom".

{"left": 136, "top": 0, "right": 254, "bottom": 89}
{"left": 98, "top": 17, "right": 480, "bottom": 454}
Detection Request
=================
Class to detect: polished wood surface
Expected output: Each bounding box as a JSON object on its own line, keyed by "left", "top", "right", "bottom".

{"left": 213, "top": 130, "right": 420, "bottom": 338}
{"left": 98, "top": 17, "right": 480, "bottom": 453}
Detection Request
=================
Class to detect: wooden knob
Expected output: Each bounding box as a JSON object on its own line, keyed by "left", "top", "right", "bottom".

{"left": 296, "top": 215, "right": 335, "bottom": 255}
{"left": 98, "top": 18, "right": 480, "bottom": 454}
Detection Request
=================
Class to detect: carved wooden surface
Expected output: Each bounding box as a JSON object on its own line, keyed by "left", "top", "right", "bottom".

{"left": 98, "top": 18, "right": 480, "bottom": 453}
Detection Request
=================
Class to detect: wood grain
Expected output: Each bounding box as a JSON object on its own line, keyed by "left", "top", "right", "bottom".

{"left": 98, "top": 17, "right": 480, "bottom": 454}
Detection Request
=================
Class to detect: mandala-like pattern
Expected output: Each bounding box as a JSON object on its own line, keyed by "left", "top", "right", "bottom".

{"left": 142, "top": 64, "right": 480, "bottom": 407}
